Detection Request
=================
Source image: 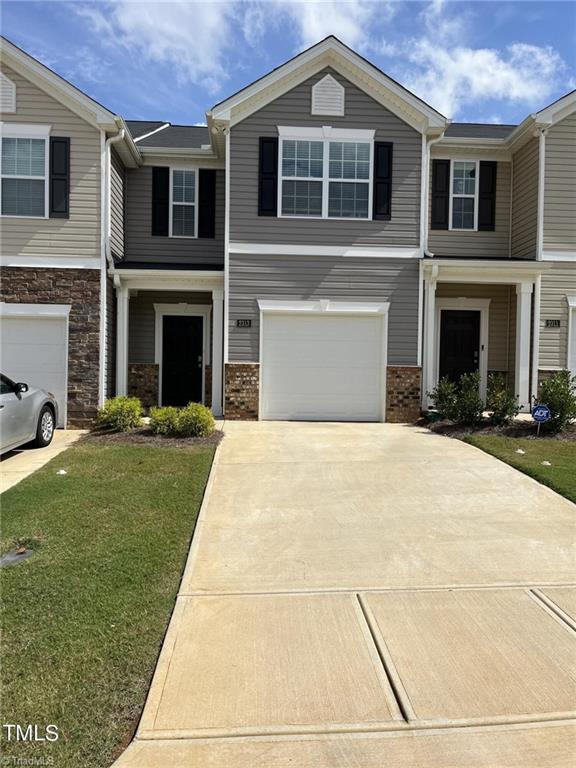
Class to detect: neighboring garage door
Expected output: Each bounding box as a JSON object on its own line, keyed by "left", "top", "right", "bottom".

{"left": 0, "top": 304, "right": 70, "bottom": 427}
{"left": 260, "top": 305, "right": 388, "bottom": 421}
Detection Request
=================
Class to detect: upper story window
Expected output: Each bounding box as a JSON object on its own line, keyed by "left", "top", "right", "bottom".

{"left": 278, "top": 126, "right": 374, "bottom": 220}
{"left": 450, "top": 160, "right": 478, "bottom": 230}
{"left": 1, "top": 136, "right": 48, "bottom": 218}
{"left": 170, "top": 168, "right": 197, "bottom": 237}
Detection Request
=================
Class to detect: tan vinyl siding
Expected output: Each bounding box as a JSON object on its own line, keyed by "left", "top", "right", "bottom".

{"left": 539, "top": 262, "right": 576, "bottom": 369}
{"left": 124, "top": 165, "right": 224, "bottom": 266}
{"left": 128, "top": 291, "right": 212, "bottom": 364}
{"left": 0, "top": 63, "right": 101, "bottom": 260}
{"left": 228, "top": 255, "right": 420, "bottom": 365}
{"left": 543, "top": 113, "right": 576, "bottom": 252}
{"left": 229, "top": 68, "right": 421, "bottom": 248}
{"left": 110, "top": 147, "right": 124, "bottom": 259}
{"left": 435, "top": 283, "right": 515, "bottom": 373}
{"left": 511, "top": 137, "right": 539, "bottom": 259}
{"left": 428, "top": 157, "right": 511, "bottom": 258}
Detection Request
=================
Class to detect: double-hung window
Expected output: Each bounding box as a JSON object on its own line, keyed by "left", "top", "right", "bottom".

{"left": 279, "top": 127, "right": 374, "bottom": 219}
{"left": 450, "top": 160, "right": 478, "bottom": 230}
{"left": 170, "top": 168, "right": 197, "bottom": 237}
{"left": 1, "top": 131, "right": 49, "bottom": 218}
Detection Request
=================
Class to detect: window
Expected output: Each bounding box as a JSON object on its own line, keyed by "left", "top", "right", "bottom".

{"left": 278, "top": 128, "right": 374, "bottom": 219}
{"left": 450, "top": 160, "right": 477, "bottom": 230}
{"left": 1, "top": 137, "right": 48, "bottom": 218}
{"left": 170, "top": 168, "right": 197, "bottom": 237}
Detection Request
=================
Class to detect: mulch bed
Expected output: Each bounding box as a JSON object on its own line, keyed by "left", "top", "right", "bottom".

{"left": 80, "top": 427, "right": 224, "bottom": 449}
{"left": 424, "top": 419, "right": 576, "bottom": 441}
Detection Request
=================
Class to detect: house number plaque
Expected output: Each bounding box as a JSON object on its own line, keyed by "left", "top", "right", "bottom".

{"left": 545, "top": 319, "right": 561, "bottom": 328}
{"left": 236, "top": 319, "right": 252, "bottom": 328}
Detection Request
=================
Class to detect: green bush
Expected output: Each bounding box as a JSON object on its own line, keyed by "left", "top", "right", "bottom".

{"left": 96, "top": 396, "right": 142, "bottom": 432}
{"left": 148, "top": 403, "right": 214, "bottom": 438}
{"left": 149, "top": 406, "right": 179, "bottom": 435}
{"left": 487, "top": 372, "right": 520, "bottom": 425}
{"left": 428, "top": 372, "right": 483, "bottom": 425}
{"left": 538, "top": 370, "right": 576, "bottom": 432}
{"left": 177, "top": 402, "right": 215, "bottom": 437}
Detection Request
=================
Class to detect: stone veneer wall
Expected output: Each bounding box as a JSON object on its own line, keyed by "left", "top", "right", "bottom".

{"left": 128, "top": 363, "right": 159, "bottom": 410}
{"left": 0, "top": 267, "right": 100, "bottom": 427}
{"left": 225, "top": 363, "right": 259, "bottom": 419}
{"left": 386, "top": 366, "right": 422, "bottom": 423}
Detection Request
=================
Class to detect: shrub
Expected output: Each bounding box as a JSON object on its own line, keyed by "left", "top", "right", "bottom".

{"left": 149, "top": 406, "right": 179, "bottom": 435}
{"left": 96, "top": 396, "right": 142, "bottom": 432}
{"left": 487, "top": 373, "right": 520, "bottom": 425}
{"left": 177, "top": 402, "right": 215, "bottom": 437}
{"left": 428, "top": 372, "right": 483, "bottom": 425}
{"left": 538, "top": 370, "right": 576, "bottom": 432}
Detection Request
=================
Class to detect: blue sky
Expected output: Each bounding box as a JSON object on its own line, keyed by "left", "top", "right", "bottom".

{"left": 2, "top": 1, "right": 574, "bottom": 125}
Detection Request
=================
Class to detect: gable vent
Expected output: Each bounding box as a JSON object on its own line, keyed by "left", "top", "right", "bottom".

{"left": 0, "top": 72, "right": 16, "bottom": 113}
{"left": 311, "top": 74, "right": 344, "bottom": 116}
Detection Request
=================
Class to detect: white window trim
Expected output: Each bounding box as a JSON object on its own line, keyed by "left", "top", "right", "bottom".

{"left": 434, "top": 297, "right": 490, "bottom": 402}
{"left": 153, "top": 303, "right": 211, "bottom": 406}
{"left": 448, "top": 159, "right": 479, "bottom": 232}
{"left": 168, "top": 167, "right": 198, "bottom": 239}
{"left": 0, "top": 127, "right": 51, "bottom": 220}
{"left": 277, "top": 126, "right": 375, "bottom": 221}
{"left": 567, "top": 295, "right": 576, "bottom": 375}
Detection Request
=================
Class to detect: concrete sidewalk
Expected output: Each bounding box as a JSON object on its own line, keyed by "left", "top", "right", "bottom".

{"left": 115, "top": 422, "right": 576, "bottom": 767}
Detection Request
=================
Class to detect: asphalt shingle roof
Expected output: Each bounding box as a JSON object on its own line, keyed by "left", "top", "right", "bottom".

{"left": 136, "top": 124, "right": 209, "bottom": 149}
{"left": 125, "top": 120, "right": 167, "bottom": 140}
{"left": 444, "top": 123, "right": 517, "bottom": 139}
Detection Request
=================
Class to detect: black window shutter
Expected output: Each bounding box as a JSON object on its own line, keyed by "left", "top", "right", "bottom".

{"left": 198, "top": 169, "right": 216, "bottom": 238}
{"left": 431, "top": 159, "right": 450, "bottom": 230}
{"left": 49, "top": 137, "right": 70, "bottom": 218}
{"left": 151, "top": 167, "right": 169, "bottom": 236}
{"left": 258, "top": 137, "right": 278, "bottom": 216}
{"left": 478, "top": 161, "right": 497, "bottom": 231}
{"left": 373, "top": 142, "right": 393, "bottom": 220}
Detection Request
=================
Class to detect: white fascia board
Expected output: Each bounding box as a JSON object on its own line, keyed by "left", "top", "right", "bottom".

{"left": 229, "top": 242, "right": 421, "bottom": 258}
{"left": 258, "top": 298, "right": 390, "bottom": 315}
{"left": 278, "top": 125, "right": 375, "bottom": 140}
{"left": 1, "top": 255, "right": 101, "bottom": 269}
{"left": 1, "top": 38, "right": 117, "bottom": 130}
{"left": 0, "top": 122, "right": 52, "bottom": 138}
{"left": 422, "top": 258, "right": 551, "bottom": 283}
{"left": 534, "top": 90, "right": 576, "bottom": 126}
{"left": 0, "top": 301, "right": 71, "bottom": 317}
{"left": 139, "top": 147, "right": 219, "bottom": 161}
{"left": 542, "top": 251, "right": 576, "bottom": 261}
{"left": 211, "top": 38, "right": 446, "bottom": 131}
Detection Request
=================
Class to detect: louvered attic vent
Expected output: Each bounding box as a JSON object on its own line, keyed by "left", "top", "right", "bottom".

{"left": 311, "top": 74, "right": 345, "bottom": 116}
{"left": 0, "top": 73, "right": 16, "bottom": 113}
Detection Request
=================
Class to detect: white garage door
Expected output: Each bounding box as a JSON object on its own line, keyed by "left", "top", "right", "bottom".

{"left": 1, "top": 313, "right": 68, "bottom": 426}
{"left": 261, "top": 312, "right": 385, "bottom": 421}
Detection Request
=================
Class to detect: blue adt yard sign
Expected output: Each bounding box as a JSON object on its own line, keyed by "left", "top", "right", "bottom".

{"left": 532, "top": 404, "right": 551, "bottom": 423}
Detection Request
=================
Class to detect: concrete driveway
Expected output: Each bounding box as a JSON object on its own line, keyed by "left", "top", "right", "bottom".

{"left": 116, "top": 422, "right": 576, "bottom": 767}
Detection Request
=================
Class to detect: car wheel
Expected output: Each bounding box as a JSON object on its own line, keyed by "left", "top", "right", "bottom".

{"left": 34, "top": 406, "right": 55, "bottom": 448}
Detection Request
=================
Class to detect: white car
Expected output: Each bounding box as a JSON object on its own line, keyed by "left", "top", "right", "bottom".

{"left": 0, "top": 373, "right": 58, "bottom": 455}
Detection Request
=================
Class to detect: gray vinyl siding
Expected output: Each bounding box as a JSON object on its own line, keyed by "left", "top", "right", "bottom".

{"left": 128, "top": 291, "right": 212, "bottom": 364}
{"left": 436, "top": 283, "right": 515, "bottom": 373}
{"left": 106, "top": 276, "right": 116, "bottom": 398}
{"left": 543, "top": 113, "right": 576, "bottom": 251}
{"left": 0, "top": 63, "right": 101, "bottom": 261}
{"left": 428, "top": 157, "right": 511, "bottom": 258}
{"left": 110, "top": 147, "right": 125, "bottom": 260}
{"left": 539, "top": 262, "right": 576, "bottom": 369}
{"left": 511, "top": 137, "right": 539, "bottom": 259}
{"left": 229, "top": 68, "right": 421, "bottom": 248}
{"left": 228, "top": 255, "right": 419, "bottom": 365}
{"left": 124, "top": 165, "right": 224, "bottom": 265}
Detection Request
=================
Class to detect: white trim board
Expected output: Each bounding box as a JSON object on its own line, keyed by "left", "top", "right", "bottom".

{"left": 153, "top": 303, "right": 211, "bottom": 407}
{"left": 434, "top": 298, "right": 491, "bottom": 402}
{"left": 542, "top": 251, "right": 576, "bottom": 262}
{"left": 568, "top": 296, "right": 576, "bottom": 375}
{"left": 229, "top": 243, "right": 421, "bottom": 258}
{"left": 1, "top": 256, "right": 102, "bottom": 269}
{"left": 0, "top": 302, "right": 71, "bottom": 318}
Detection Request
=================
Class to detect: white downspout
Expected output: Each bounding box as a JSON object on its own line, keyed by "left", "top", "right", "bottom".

{"left": 535, "top": 126, "right": 548, "bottom": 261}
{"left": 422, "top": 132, "right": 446, "bottom": 258}
{"left": 104, "top": 125, "right": 126, "bottom": 267}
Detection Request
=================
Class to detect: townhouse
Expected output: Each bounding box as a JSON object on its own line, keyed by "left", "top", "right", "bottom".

{"left": 1, "top": 36, "right": 574, "bottom": 426}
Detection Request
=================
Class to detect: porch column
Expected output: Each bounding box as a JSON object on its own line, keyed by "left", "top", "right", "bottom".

{"left": 515, "top": 282, "right": 533, "bottom": 411}
{"left": 423, "top": 274, "right": 437, "bottom": 407}
{"left": 211, "top": 288, "right": 224, "bottom": 417}
{"left": 116, "top": 283, "right": 129, "bottom": 396}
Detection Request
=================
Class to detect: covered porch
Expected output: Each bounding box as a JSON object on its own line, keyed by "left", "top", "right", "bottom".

{"left": 113, "top": 269, "right": 224, "bottom": 417}
{"left": 422, "top": 259, "right": 550, "bottom": 411}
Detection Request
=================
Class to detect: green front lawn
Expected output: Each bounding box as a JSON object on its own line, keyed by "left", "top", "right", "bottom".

{"left": 464, "top": 435, "right": 576, "bottom": 503}
{"left": 1, "top": 442, "right": 215, "bottom": 767}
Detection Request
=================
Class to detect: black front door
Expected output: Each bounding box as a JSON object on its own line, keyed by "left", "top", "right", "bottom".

{"left": 439, "top": 310, "right": 481, "bottom": 384}
{"left": 162, "top": 315, "right": 203, "bottom": 406}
